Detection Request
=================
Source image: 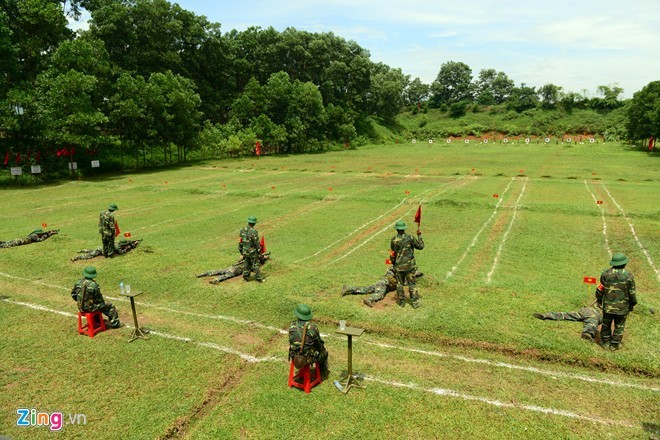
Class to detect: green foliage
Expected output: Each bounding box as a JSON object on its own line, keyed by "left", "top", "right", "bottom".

{"left": 430, "top": 61, "right": 474, "bottom": 107}
{"left": 627, "top": 80, "right": 660, "bottom": 139}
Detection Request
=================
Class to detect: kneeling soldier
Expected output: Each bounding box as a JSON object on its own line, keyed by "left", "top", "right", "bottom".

{"left": 288, "top": 304, "right": 329, "bottom": 379}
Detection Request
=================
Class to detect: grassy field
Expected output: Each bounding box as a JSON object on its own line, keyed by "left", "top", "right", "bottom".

{"left": 1, "top": 141, "right": 658, "bottom": 439}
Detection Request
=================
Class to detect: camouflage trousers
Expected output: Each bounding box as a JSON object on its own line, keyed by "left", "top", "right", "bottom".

{"left": 601, "top": 313, "right": 628, "bottom": 346}
{"left": 242, "top": 254, "right": 262, "bottom": 281}
{"left": 72, "top": 249, "right": 103, "bottom": 261}
{"left": 82, "top": 302, "right": 120, "bottom": 328}
{"left": 540, "top": 308, "right": 600, "bottom": 338}
{"left": 101, "top": 235, "right": 115, "bottom": 257}
{"left": 211, "top": 266, "right": 243, "bottom": 283}
{"left": 344, "top": 282, "right": 389, "bottom": 303}
{"left": 0, "top": 237, "right": 31, "bottom": 248}
{"left": 395, "top": 270, "right": 419, "bottom": 305}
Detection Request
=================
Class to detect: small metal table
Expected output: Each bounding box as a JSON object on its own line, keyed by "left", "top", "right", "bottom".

{"left": 335, "top": 326, "right": 365, "bottom": 394}
{"left": 120, "top": 291, "right": 149, "bottom": 343}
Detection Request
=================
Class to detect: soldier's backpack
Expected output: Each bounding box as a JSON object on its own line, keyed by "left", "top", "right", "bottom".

{"left": 292, "top": 322, "right": 313, "bottom": 368}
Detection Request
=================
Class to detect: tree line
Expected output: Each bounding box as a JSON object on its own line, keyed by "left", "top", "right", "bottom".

{"left": 1, "top": 0, "right": 657, "bottom": 174}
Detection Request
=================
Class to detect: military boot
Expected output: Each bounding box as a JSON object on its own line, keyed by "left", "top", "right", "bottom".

{"left": 598, "top": 339, "right": 610, "bottom": 349}
{"left": 581, "top": 332, "right": 594, "bottom": 342}
{"left": 363, "top": 298, "right": 373, "bottom": 307}
{"left": 396, "top": 287, "right": 405, "bottom": 308}
{"left": 609, "top": 343, "right": 621, "bottom": 351}
{"left": 341, "top": 285, "right": 353, "bottom": 296}
{"left": 532, "top": 313, "right": 545, "bottom": 320}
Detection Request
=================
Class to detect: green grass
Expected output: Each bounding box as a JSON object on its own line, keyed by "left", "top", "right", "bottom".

{"left": 1, "top": 142, "right": 659, "bottom": 439}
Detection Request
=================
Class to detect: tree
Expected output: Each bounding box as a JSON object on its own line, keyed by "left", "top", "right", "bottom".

{"left": 590, "top": 84, "right": 624, "bottom": 111}
{"left": 626, "top": 80, "right": 660, "bottom": 140}
{"left": 369, "top": 63, "right": 407, "bottom": 121}
{"left": 404, "top": 77, "right": 429, "bottom": 107}
{"left": 507, "top": 83, "right": 539, "bottom": 113}
{"left": 429, "top": 61, "right": 473, "bottom": 107}
{"left": 538, "top": 83, "right": 563, "bottom": 109}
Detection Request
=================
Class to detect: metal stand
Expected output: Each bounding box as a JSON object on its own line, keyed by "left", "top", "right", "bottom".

{"left": 120, "top": 291, "right": 149, "bottom": 343}
{"left": 335, "top": 326, "right": 365, "bottom": 394}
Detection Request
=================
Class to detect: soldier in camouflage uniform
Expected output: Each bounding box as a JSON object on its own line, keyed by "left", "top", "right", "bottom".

{"left": 70, "top": 266, "right": 121, "bottom": 328}
{"left": 342, "top": 267, "right": 424, "bottom": 307}
{"left": 0, "top": 229, "right": 59, "bottom": 248}
{"left": 595, "top": 253, "right": 637, "bottom": 350}
{"left": 71, "top": 239, "right": 142, "bottom": 262}
{"left": 288, "top": 304, "right": 329, "bottom": 378}
{"left": 197, "top": 253, "right": 270, "bottom": 284}
{"left": 390, "top": 220, "right": 424, "bottom": 308}
{"left": 98, "top": 203, "right": 118, "bottom": 258}
{"left": 533, "top": 304, "right": 603, "bottom": 342}
{"left": 238, "top": 216, "right": 264, "bottom": 282}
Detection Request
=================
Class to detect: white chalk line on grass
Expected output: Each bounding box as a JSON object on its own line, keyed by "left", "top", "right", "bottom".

{"left": 295, "top": 188, "right": 434, "bottom": 264}
{"left": 329, "top": 178, "right": 472, "bottom": 265}
{"left": 446, "top": 178, "right": 515, "bottom": 280}
{"left": 584, "top": 180, "right": 612, "bottom": 258}
{"left": 0, "top": 297, "right": 277, "bottom": 363}
{"left": 486, "top": 177, "right": 528, "bottom": 284}
{"left": 366, "top": 377, "right": 634, "bottom": 427}
{"left": 0, "top": 298, "right": 639, "bottom": 427}
{"left": 366, "top": 341, "right": 659, "bottom": 392}
{"left": 601, "top": 183, "right": 660, "bottom": 282}
{"left": 2, "top": 271, "right": 657, "bottom": 393}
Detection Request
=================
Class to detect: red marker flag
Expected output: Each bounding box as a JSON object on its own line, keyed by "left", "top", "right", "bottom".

{"left": 649, "top": 136, "right": 655, "bottom": 151}
{"left": 385, "top": 259, "right": 392, "bottom": 265}
{"left": 124, "top": 232, "right": 131, "bottom": 238}
{"left": 596, "top": 200, "right": 603, "bottom": 205}
{"left": 493, "top": 194, "right": 499, "bottom": 198}
{"left": 255, "top": 141, "right": 261, "bottom": 157}
{"left": 260, "top": 235, "right": 266, "bottom": 254}
{"left": 583, "top": 276, "right": 597, "bottom": 284}
{"left": 114, "top": 221, "right": 120, "bottom": 237}
{"left": 414, "top": 205, "right": 422, "bottom": 224}
{"left": 3, "top": 151, "right": 8, "bottom": 165}
{"left": 42, "top": 223, "right": 47, "bottom": 228}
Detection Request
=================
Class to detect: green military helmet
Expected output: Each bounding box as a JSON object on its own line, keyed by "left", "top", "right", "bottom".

{"left": 118, "top": 239, "right": 129, "bottom": 245}
{"left": 247, "top": 215, "right": 257, "bottom": 224}
{"left": 108, "top": 203, "right": 119, "bottom": 211}
{"left": 294, "top": 304, "right": 313, "bottom": 321}
{"left": 31, "top": 228, "right": 44, "bottom": 235}
{"left": 609, "top": 252, "right": 629, "bottom": 267}
{"left": 83, "top": 266, "right": 98, "bottom": 279}
{"left": 394, "top": 220, "right": 407, "bottom": 230}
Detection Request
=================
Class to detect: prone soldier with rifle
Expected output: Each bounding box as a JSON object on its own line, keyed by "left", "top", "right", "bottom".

{"left": 71, "top": 239, "right": 142, "bottom": 262}
{"left": 0, "top": 228, "right": 59, "bottom": 248}
{"left": 197, "top": 252, "right": 270, "bottom": 284}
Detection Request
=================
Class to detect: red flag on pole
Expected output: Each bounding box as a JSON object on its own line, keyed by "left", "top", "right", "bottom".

{"left": 650, "top": 136, "right": 655, "bottom": 151}
{"left": 15, "top": 152, "right": 21, "bottom": 163}
{"left": 114, "top": 221, "right": 120, "bottom": 237}
{"left": 255, "top": 141, "right": 261, "bottom": 157}
{"left": 260, "top": 235, "right": 266, "bottom": 254}
{"left": 124, "top": 232, "right": 131, "bottom": 238}
{"left": 414, "top": 205, "right": 422, "bottom": 224}
{"left": 3, "top": 151, "right": 8, "bottom": 165}
{"left": 583, "top": 276, "right": 597, "bottom": 284}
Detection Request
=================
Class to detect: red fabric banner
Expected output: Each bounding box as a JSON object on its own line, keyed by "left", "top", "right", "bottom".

{"left": 3, "top": 151, "right": 8, "bottom": 165}
{"left": 255, "top": 141, "right": 261, "bottom": 156}
{"left": 260, "top": 235, "right": 266, "bottom": 254}
{"left": 114, "top": 221, "right": 120, "bottom": 237}
{"left": 414, "top": 205, "right": 422, "bottom": 224}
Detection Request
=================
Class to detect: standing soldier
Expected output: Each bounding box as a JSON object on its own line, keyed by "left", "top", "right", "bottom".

{"left": 70, "top": 266, "right": 121, "bottom": 328}
{"left": 342, "top": 267, "right": 424, "bottom": 307}
{"left": 98, "top": 203, "right": 118, "bottom": 258}
{"left": 390, "top": 220, "right": 424, "bottom": 308}
{"left": 596, "top": 253, "right": 637, "bottom": 350}
{"left": 0, "top": 228, "right": 59, "bottom": 248}
{"left": 238, "top": 216, "right": 264, "bottom": 282}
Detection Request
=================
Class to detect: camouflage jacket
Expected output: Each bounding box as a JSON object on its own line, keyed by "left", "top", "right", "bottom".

{"left": 381, "top": 268, "right": 398, "bottom": 291}
{"left": 390, "top": 233, "right": 424, "bottom": 272}
{"left": 71, "top": 278, "right": 105, "bottom": 312}
{"left": 98, "top": 210, "right": 116, "bottom": 237}
{"left": 238, "top": 225, "right": 259, "bottom": 256}
{"left": 596, "top": 267, "right": 637, "bottom": 315}
{"left": 289, "top": 320, "right": 324, "bottom": 357}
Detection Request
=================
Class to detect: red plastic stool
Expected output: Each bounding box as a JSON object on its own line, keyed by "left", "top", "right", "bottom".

{"left": 77, "top": 311, "right": 106, "bottom": 337}
{"left": 288, "top": 360, "right": 322, "bottom": 393}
